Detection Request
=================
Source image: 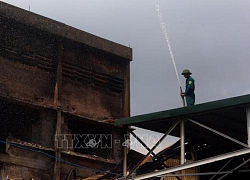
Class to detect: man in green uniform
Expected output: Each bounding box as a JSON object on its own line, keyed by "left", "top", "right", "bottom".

{"left": 180, "top": 69, "right": 195, "bottom": 106}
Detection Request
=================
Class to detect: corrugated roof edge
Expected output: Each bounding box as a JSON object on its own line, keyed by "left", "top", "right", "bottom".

{"left": 0, "top": 2, "right": 132, "bottom": 61}
{"left": 115, "top": 94, "right": 250, "bottom": 126}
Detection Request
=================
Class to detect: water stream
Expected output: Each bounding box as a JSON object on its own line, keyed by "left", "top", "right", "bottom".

{"left": 155, "top": 0, "right": 181, "bottom": 88}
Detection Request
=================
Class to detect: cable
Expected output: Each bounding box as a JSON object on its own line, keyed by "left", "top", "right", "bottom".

{"left": 0, "top": 139, "right": 123, "bottom": 177}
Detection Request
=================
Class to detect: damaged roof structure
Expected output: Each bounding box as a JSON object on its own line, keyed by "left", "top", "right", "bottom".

{"left": 0, "top": 1, "right": 132, "bottom": 180}
{"left": 115, "top": 94, "right": 250, "bottom": 180}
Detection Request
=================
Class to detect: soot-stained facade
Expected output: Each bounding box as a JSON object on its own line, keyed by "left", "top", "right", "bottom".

{"left": 0, "top": 2, "right": 132, "bottom": 179}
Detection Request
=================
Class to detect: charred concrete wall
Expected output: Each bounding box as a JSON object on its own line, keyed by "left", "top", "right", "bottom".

{"left": 0, "top": 15, "right": 129, "bottom": 120}
{"left": 0, "top": 1, "right": 132, "bottom": 179}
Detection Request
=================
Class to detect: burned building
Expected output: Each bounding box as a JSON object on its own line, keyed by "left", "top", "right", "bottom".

{"left": 0, "top": 2, "right": 132, "bottom": 179}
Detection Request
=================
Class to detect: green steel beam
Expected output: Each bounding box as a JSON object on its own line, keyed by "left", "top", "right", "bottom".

{"left": 115, "top": 94, "right": 250, "bottom": 127}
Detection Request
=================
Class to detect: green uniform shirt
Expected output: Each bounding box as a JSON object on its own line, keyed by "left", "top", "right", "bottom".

{"left": 185, "top": 76, "right": 195, "bottom": 106}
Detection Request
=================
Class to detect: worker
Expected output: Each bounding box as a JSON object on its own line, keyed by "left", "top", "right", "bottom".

{"left": 180, "top": 69, "right": 195, "bottom": 106}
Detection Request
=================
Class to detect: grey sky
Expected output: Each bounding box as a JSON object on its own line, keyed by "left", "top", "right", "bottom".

{"left": 3, "top": 0, "right": 250, "bottom": 154}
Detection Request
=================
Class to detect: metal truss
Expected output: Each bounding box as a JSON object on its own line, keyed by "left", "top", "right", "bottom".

{"left": 124, "top": 106, "right": 250, "bottom": 180}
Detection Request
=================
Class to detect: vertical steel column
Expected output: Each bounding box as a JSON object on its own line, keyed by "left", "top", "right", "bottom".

{"left": 123, "top": 127, "right": 129, "bottom": 177}
{"left": 180, "top": 119, "right": 185, "bottom": 164}
{"left": 180, "top": 118, "right": 185, "bottom": 180}
{"left": 247, "top": 106, "right": 250, "bottom": 147}
{"left": 181, "top": 92, "right": 186, "bottom": 180}
{"left": 123, "top": 144, "right": 128, "bottom": 177}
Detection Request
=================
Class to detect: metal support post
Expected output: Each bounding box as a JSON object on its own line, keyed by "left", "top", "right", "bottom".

{"left": 247, "top": 106, "right": 250, "bottom": 147}
{"left": 180, "top": 119, "right": 185, "bottom": 165}
{"left": 123, "top": 144, "right": 128, "bottom": 177}
{"left": 180, "top": 118, "right": 185, "bottom": 180}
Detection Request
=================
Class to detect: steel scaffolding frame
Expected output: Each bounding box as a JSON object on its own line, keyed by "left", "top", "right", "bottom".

{"left": 122, "top": 106, "right": 250, "bottom": 180}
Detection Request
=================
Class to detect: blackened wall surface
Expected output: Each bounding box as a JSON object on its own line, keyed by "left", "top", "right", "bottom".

{"left": 0, "top": 1, "right": 132, "bottom": 179}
